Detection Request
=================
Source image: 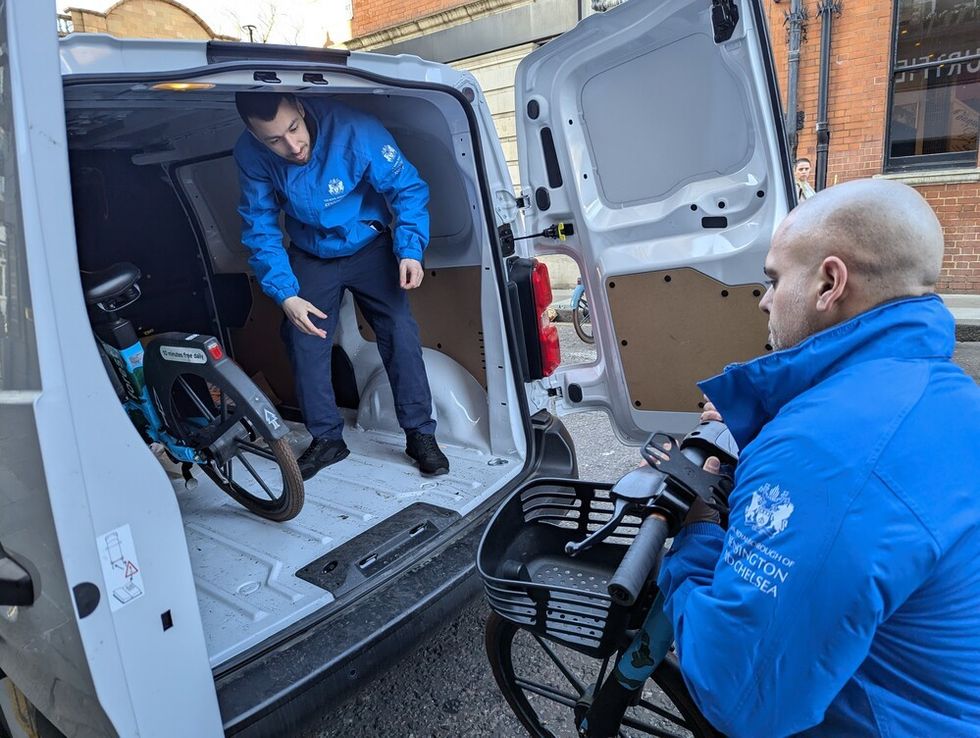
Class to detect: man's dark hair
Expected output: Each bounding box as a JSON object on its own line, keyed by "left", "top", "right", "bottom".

{"left": 795, "top": 157, "right": 811, "bottom": 166}
{"left": 235, "top": 92, "right": 298, "bottom": 126}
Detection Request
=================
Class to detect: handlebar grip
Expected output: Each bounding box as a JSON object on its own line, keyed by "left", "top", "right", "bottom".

{"left": 607, "top": 515, "right": 670, "bottom": 607}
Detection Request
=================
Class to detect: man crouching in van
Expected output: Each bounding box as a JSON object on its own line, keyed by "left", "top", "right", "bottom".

{"left": 234, "top": 92, "right": 449, "bottom": 480}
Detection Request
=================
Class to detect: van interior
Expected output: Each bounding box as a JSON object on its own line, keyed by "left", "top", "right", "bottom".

{"left": 64, "top": 82, "right": 529, "bottom": 667}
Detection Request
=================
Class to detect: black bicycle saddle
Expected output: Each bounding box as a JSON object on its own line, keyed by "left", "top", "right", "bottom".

{"left": 81, "top": 262, "right": 141, "bottom": 306}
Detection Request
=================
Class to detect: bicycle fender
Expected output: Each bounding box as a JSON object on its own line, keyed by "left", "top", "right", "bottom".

{"left": 144, "top": 333, "right": 289, "bottom": 442}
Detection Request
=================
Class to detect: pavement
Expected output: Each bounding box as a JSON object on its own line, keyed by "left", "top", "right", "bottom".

{"left": 548, "top": 287, "right": 980, "bottom": 341}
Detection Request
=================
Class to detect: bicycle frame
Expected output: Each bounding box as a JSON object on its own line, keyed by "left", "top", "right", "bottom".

{"left": 98, "top": 337, "right": 200, "bottom": 464}
{"left": 570, "top": 281, "right": 586, "bottom": 309}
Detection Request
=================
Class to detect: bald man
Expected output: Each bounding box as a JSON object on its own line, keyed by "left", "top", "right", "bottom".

{"left": 655, "top": 180, "right": 980, "bottom": 736}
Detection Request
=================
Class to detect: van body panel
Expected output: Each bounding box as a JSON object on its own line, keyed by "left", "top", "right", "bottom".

{"left": 515, "top": 0, "right": 793, "bottom": 440}
{"left": 1, "top": 2, "right": 223, "bottom": 735}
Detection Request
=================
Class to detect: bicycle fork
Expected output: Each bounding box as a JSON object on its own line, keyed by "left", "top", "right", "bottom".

{"left": 579, "top": 593, "right": 675, "bottom": 737}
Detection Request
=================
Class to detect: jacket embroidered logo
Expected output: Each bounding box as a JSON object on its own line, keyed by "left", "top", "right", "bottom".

{"left": 744, "top": 483, "right": 794, "bottom": 536}
{"left": 327, "top": 178, "right": 344, "bottom": 196}
{"left": 381, "top": 144, "right": 397, "bottom": 163}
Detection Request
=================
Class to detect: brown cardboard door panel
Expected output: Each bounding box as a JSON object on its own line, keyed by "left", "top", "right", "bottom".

{"left": 229, "top": 279, "right": 298, "bottom": 408}
{"left": 605, "top": 268, "right": 769, "bottom": 413}
{"left": 357, "top": 266, "right": 487, "bottom": 387}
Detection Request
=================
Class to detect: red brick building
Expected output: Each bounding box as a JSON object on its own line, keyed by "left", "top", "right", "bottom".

{"left": 349, "top": 0, "right": 980, "bottom": 293}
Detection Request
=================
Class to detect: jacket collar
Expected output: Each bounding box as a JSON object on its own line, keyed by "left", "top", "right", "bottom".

{"left": 698, "top": 295, "right": 955, "bottom": 448}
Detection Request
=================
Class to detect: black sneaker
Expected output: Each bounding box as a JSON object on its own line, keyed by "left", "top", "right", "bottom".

{"left": 297, "top": 437, "right": 349, "bottom": 481}
{"left": 405, "top": 432, "right": 449, "bottom": 476}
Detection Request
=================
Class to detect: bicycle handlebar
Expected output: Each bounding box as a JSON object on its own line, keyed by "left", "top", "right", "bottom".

{"left": 607, "top": 514, "right": 670, "bottom": 606}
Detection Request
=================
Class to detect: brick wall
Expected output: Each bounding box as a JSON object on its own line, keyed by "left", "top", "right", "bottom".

{"left": 69, "top": 0, "right": 222, "bottom": 41}
{"left": 763, "top": 0, "right": 979, "bottom": 293}
{"left": 352, "top": 0, "right": 471, "bottom": 38}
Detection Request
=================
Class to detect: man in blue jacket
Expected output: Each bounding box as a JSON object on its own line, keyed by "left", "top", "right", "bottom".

{"left": 234, "top": 92, "right": 448, "bottom": 480}
{"left": 657, "top": 179, "right": 980, "bottom": 736}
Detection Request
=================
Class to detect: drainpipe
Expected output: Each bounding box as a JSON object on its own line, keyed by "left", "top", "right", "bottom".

{"left": 815, "top": 0, "right": 842, "bottom": 191}
{"left": 785, "top": 0, "right": 807, "bottom": 161}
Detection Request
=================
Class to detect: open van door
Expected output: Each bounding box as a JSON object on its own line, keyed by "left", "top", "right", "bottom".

{"left": 516, "top": 0, "right": 792, "bottom": 440}
{"left": 0, "top": 2, "right": 222, "bottom": 735}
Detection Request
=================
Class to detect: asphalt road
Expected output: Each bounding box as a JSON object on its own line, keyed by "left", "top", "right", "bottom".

{"left": 301, "top": 326, "right": 980, "bottom": 738}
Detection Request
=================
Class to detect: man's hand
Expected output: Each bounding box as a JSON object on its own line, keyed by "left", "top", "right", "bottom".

{"left": 399, "top": 258, "right": 424, "bottom": 290}
{"left": 282, "top": 296, "right": 328, "bottom": 339}
{"left": 700, "top": 396, "right": 723, "bottom": 423}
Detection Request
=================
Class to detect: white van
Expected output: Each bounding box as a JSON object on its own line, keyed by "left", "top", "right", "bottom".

{"left": 0, "top": 0, "right": 790, "bottom": 735}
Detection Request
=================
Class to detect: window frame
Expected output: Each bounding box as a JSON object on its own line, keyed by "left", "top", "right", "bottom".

{"left": 883, "top": 0, "right": 980, "bottom": 174}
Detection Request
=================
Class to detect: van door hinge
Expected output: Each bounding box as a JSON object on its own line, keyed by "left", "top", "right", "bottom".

{"left": 711, "top": 0, "right": 740, "bottom": 43}
{"left": 498, "top": 223, "right": 516, "bottom": 257}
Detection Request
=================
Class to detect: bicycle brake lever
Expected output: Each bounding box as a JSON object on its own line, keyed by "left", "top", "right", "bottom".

{"left": 565, "top": 497, "right": 630, "bottom": 556}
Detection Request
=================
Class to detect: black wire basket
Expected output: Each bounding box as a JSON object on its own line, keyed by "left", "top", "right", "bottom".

{"left": 477, "top": 477, "right": 658, "bottom": 659}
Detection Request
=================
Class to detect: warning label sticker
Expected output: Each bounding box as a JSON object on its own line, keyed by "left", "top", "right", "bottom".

{"left": 98, "top": 524, "right": 146, "bottom": 612}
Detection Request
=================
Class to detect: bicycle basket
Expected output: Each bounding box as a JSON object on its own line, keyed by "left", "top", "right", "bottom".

{"left": 477, "top": 478, "right": 656, "bottom": 658}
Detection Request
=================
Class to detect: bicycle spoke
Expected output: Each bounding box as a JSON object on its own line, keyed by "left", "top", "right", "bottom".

{"left": 637, "top": 697, "right": 690, "bottom": 729}
{"left": 513, "top": 677, "right": 579, "bottom": 709}
{"left": 177, "top": 376, "right": 216, "bottom": 421}
{"left": 531, "top": 635, "right": 586, "bottom": 694}
{"left": 236, "top": 438, "right": 277, "bottom": 462}
{"left": 224, "top": 457, "right": 233, "bottom": 484}
{"left": 236, "top": 452, "right": 277, "bottom": 500}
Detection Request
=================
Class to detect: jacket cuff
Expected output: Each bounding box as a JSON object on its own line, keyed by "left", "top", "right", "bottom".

{"left": 271, "top": 286, "right": 299, "bottom": 306}
{"left": 673, "top": 521, "right": 724, "bottom": 545}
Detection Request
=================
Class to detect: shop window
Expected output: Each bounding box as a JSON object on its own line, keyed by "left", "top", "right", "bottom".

{"left": 886, "top": 0, "right": 980, "bottom": 172}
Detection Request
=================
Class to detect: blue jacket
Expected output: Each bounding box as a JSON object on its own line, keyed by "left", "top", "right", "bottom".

{"left": 234, "top": 99, "right": 430, "bottom": 304}
{"left": 658, "top": 295, "right": 980, "bottom": 737}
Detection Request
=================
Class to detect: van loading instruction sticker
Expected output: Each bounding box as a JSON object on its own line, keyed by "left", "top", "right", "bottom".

{"left": 98, "top": 524, "right": 146, "bottom": 611}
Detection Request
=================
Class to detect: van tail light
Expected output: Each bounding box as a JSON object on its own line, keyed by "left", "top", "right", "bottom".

{"left": 531, "top": 260, "right": 561, "bottom": 377}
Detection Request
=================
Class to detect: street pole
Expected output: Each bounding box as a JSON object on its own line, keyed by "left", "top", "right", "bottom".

{"left": 785, "top": 0, "right": 807, "bottom": 162}
{"left": 815, "top": 0, "right": 842, "bottom": 191}
{"left": 243, "top": 24, "right": 256, "bottom": 43}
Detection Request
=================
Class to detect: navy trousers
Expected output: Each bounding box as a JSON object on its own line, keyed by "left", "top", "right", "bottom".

{"left": 282, "top": 233, "right": 436, "bottom": 441}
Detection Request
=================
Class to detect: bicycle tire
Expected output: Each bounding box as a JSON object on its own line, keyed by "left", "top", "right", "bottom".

{"left": 573, "top": 295, "right": 595, "bottom": 345}
{"left": 160, "top": 371, "right": 304, "bottom": 522}
{"left": 485, "top": 612, "right": 720, "bottom": 738}
{"left": 199, "top": 435, "right": 304, "bottom": 522}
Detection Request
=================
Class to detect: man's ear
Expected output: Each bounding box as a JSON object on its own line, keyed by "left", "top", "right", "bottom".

{"left": 815, "top": 256, "right": 848, "bottom": 314}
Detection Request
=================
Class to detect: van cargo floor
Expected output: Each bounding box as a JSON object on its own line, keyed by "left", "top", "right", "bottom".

{"left": 172, "top": 423, "right": 521, "bottom": 666}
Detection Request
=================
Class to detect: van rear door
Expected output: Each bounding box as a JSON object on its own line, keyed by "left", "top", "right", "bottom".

{"left": 0, "top": 2, "right": 222, "bottom": 735}
{"left": 516, "top": 0, "right": 792, "bottom": 440}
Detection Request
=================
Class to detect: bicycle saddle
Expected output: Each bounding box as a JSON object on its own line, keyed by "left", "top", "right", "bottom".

{"left": 81, "top": 262, "right": 141, "bottom": 306}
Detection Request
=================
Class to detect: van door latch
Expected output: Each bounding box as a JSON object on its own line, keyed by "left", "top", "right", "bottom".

{"left": 711, "top": 0, "right": 739, "bottom": 43}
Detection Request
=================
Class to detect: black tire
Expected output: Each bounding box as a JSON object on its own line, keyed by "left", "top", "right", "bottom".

{"left": 199, "top": 435, "right": 304, "bottom": 522}
{"left": 485, "top": 612, "right": 720, "bottom": 738}
{"left": 573, "top": 295, "right": 594, "bottom": 344}
{"left": 165, "top": 374, "right": 304, "bottom": 522}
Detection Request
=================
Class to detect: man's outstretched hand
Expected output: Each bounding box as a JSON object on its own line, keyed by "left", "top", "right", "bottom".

{"left": 400, "top": 258, "right": 424, "bottom": 290}
{"left": 282, "top": 296, "right": 328, "bottom": 339}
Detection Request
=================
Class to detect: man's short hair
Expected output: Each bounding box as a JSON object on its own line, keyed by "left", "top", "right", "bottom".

{"left": 235, "top": 92, "right": 298, "bottom": 126}
{"left": 795, "top": 157, "right": 811, "bottom": 167}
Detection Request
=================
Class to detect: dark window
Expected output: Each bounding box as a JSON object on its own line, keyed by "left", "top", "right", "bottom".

{"left": 0, "top": 5, "right": 41, "bottom": 391}
{"left": 886, "top": 0, "right": 980, "bottom": 172}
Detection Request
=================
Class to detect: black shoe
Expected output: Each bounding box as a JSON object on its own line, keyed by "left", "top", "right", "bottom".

{"left": 297, "top": 437, "right": 349, "bottom": 480}
{"left": 405, "top": 432, "right": 449, "bottom": 476}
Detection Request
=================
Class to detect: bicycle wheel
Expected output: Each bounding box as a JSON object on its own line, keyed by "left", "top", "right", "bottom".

{"left": 166, "top": 374, "right": 304, "bottom": 522}
{"left": 485, "top": 612, "right": 719, "bottom": 738}
{"left": 573, "top": 295, "right": 594, "bottom": 344}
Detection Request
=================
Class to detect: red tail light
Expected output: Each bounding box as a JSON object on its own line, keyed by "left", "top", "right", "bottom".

{"left": 531, "top": 260, "right": 561, "bottom": 377}
{"left": 206, "top": 341, "right": 225, "bottom": 362}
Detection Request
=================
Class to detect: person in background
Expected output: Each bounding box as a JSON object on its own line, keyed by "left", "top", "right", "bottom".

{"left": 794, "top": 157, "right": 816, "bottom": 202}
